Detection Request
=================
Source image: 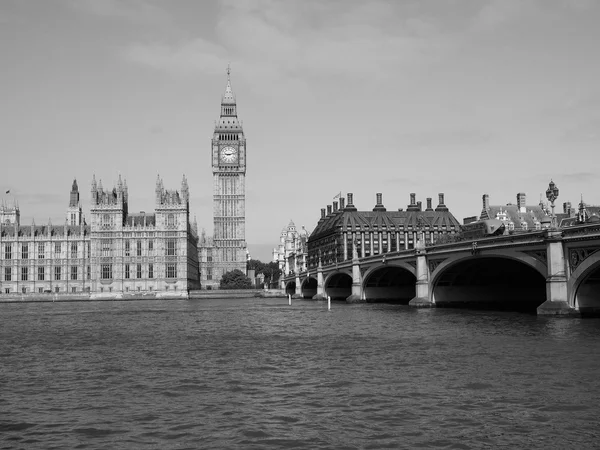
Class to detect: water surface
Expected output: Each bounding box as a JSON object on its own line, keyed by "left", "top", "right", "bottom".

{"left": 1, "top": 298, "right": 600, "bottom": 449}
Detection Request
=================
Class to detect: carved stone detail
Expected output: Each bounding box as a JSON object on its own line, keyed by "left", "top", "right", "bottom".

{"left": 428, "top": 258, "right": 445, "bottom": 273}
{"left": 569, "top": 247, "right": 600, "bottom": 273}
{"left": 523, "top": 250, "right": 547, "bottom": 265}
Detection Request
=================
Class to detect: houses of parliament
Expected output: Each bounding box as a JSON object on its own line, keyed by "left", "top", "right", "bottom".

{"left": 0, "top": 70, "right": 247, "bottom": 296}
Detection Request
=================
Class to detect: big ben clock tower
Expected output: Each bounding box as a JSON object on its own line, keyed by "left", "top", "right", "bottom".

{"left": 211, "top": 67, "right": 247, "bottom": 282}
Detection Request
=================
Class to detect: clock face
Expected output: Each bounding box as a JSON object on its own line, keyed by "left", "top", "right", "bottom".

{"left": 220, "top": 146, "right": 238, "bottom": 163}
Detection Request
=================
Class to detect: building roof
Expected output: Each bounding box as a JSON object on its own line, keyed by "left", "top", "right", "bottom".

{"left": 125, "top": 214, "right": 156, "bottom": 227}
{"left": 480, "top": 204, "right": 549, "bottom": 230}
{"left": 0, "top": 224, "right": 90, "bottom": 238}
{"left": 310, "top": 207, "right": 460, "bottom": 240}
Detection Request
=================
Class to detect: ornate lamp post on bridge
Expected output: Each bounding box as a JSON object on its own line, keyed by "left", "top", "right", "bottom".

{"left": 546, "top": 179, "right": 559, "bottom": 229}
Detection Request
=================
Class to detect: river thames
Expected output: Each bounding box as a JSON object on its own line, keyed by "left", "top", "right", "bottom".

{"left": 1, "top": 298, "right": 599, "bottom": 449}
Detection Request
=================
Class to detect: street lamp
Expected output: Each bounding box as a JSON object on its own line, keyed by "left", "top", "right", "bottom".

{"left": 546, "top": 179, "right": 559, "bottom": 229}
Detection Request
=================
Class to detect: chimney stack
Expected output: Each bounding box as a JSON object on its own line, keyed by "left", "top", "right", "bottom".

{"left": 373, "top": 192, "right": 386, "bottom": 212}
{"left": 327, "top": 205, "right": 332, "bottom": 215}
{"left": 407, "top": 193, "right": 419, "bottom": 211}
{"left": 321, "top": 208, "right": 326, "bottom": 219}
{"left": 339, "top": 197, "right": 345, "bottom": 209}
{"left": 426, "top": 197, "right": 433, "bottom": 211}
{"left": 345, "top": 193, "right": 357, "bottom": 211}
{"left": 483, "top": 194, "right": 490, "bottom": 210}
{"left": 435, "top": 193, "right": 449, "bottom": 212}
{"left": 517, "top": 192, "right": 526, "bottom": 213}
{"left": 417, "top": 201, "right": 422, "bottom": 211}
{"left": 333, "top": 201, "right": 338, "bottom": 212}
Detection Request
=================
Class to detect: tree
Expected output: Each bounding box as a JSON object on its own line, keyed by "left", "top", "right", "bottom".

{"left": 246, "top": 259, "right": 281, "bottom": 287}
{"left": 247, "top": 259, "right": 265, "bottom": 273}
{"left": 220, "top": 269, "right": 253, "bottom": 290}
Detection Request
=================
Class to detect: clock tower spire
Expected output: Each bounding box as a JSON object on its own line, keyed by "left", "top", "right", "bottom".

{"left": 208, "top": 66, "right": 247, "bottom": 287}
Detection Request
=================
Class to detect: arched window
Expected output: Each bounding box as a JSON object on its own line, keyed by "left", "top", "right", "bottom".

{"left": 167, "top": 214, "right": 175, "bottom": 227}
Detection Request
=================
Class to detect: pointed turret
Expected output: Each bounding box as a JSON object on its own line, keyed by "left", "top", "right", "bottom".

{"left": 155, "top": 174, "right": 162, "bottom": 205}
{"left": 218, "top": 65, "right": 240, "bottom": 121}
{"left": 91, "top": 175, "right": 97, "bottom": 204}
{"left": 181, "top": 174, "right": 189, "bottom": 203}
{"left": 222, "top": 64, "right": 236, "bottom": 105}
{"left": 69, "top": 178, "right": 80, "bottom": 207}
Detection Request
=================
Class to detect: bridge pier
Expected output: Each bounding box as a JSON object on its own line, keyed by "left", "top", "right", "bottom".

{"left": 312, "top": 259, "right": 326, "bottom": 300}
{"left": 408, "top": 238, "right": 432, "bottom": 308}
{"left": 538, "top": 230, "right": 576, "bottom": 316}
{"left": 346, "top": 248, "right": 364, "bottom": 303}
{"left": 295, "top": 272, "right": 301, "bottom": 297}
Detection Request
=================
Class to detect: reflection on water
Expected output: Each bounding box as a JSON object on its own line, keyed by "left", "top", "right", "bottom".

{"left": 1, "top": 299, "right": 600, "bottom": 449}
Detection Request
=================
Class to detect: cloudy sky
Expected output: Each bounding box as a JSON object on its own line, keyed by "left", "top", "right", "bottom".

{"left": 2, "top": 0, "right": 599, "bottom": 261}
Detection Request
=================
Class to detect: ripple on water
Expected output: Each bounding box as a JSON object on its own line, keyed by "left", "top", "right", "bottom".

{"left": 2, "top": 298, "right": 600, "bottom": 449}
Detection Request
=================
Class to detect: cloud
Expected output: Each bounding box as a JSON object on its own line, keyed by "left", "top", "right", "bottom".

{"left": 560, "top": 119, "right": 600, "bottom": 144}
{"left": 120, "top": 0, "right": 457, "bottom": 81}
{"left": 560, "top": 172, "right": 598, "bottom": 182}
{"left": 471, "top": 0, "right": 527, "bottom": 32}
{"left": 123, "top": 39, "right": 228, "bottom": 76}
{"left": 66, "top": 0, "right": 169, "bottom": 25}
{"left": 396, "top": 129, "right": 494, "bottom": 149}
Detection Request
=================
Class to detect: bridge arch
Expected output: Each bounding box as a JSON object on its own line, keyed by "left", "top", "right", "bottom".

{"left": 301, "top": 277, "right": 318, "bottom": 299}
{"left": 569, "top": 252, "right": 600, "bottom": 315}
{"left": 431, "top": 253, "right": 547, "bottom": 312}
{"left": 285, "top": 281, "right": 296, "bottom": 296}
{"left": 362, "top": 263, "right": 416, "bottom": 304}
{"left": 324, "top": 271, "right": 353, "bottom": 300}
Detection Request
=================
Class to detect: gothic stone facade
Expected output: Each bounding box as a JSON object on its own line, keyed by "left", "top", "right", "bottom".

{"left": 273, "top": 220, "right": 310, "bottom": 276}
{"left": 0, "top": 176, "right": 200, "bottom": 296}
{"left": 199, "top": 69, "right": 248, "bottom": 289}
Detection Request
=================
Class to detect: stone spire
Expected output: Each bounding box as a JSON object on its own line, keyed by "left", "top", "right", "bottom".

{"left": 69, "top": 178, "right": 80, "bottom": 207}
{"left": 155, "top": 174, "right": 162, "bottom": 205}
{"left": 222, "top": 64, "right": 235, "bottom": 105}
{"left": 181, "top": 174, "right": 189, "bottom": 203}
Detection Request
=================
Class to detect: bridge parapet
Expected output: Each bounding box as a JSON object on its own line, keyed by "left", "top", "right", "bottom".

{"left": 288, "top": 228, "right": 600, "bottom": 315}
{"left": 562, "top": 223, "right": 600, "bottom": 241}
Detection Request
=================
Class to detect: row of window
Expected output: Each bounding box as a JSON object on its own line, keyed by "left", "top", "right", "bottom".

{"left": 101, "top": 263, "right": 177, "bottom": 279}
{"left": 2, "top": 239, "right": 181, "bottom": 260}
{"left": 218, "top": 133, "right": 239, "bottom": 140}
{"left": 2, "top": 263, "right": 178, "bottom": 281}
{"left": 221, "top": 106, "right": 236, "bottom": 115}
{"left": 124, "top": 239, "right": 153, "bottom": 256}
{"left": 101, "top": 239, "right": 176, "bottom": 257}
{"left": 4, "top": 266, "right": 89, "bottom": 281}
{"left": 3, "top": 242, "right": 88, "bottom": 260}
{"left": 101, "top": 214, "right": 179, "bottom": 227}
{"left": 125, "top": 263, "right": 153, "bottom": 279}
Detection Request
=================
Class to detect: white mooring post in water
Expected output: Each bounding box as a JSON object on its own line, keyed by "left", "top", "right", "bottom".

{"left": 328, "top": 295, "right": 331, "bottom": 310}
{"left": 288, "top": 294, "right": 291, "bottom": 306}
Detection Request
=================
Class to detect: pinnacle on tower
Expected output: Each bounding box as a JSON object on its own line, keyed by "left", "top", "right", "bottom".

{"left": 70, "top": 178, "right": 80, "bottom": 207}
{"left": 222, "top": 65, "right": 236, "bottom": 104}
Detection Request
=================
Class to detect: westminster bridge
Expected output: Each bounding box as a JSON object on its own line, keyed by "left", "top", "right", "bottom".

{"left": 282, "top": 223, "right": 600, "bottom": 316}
